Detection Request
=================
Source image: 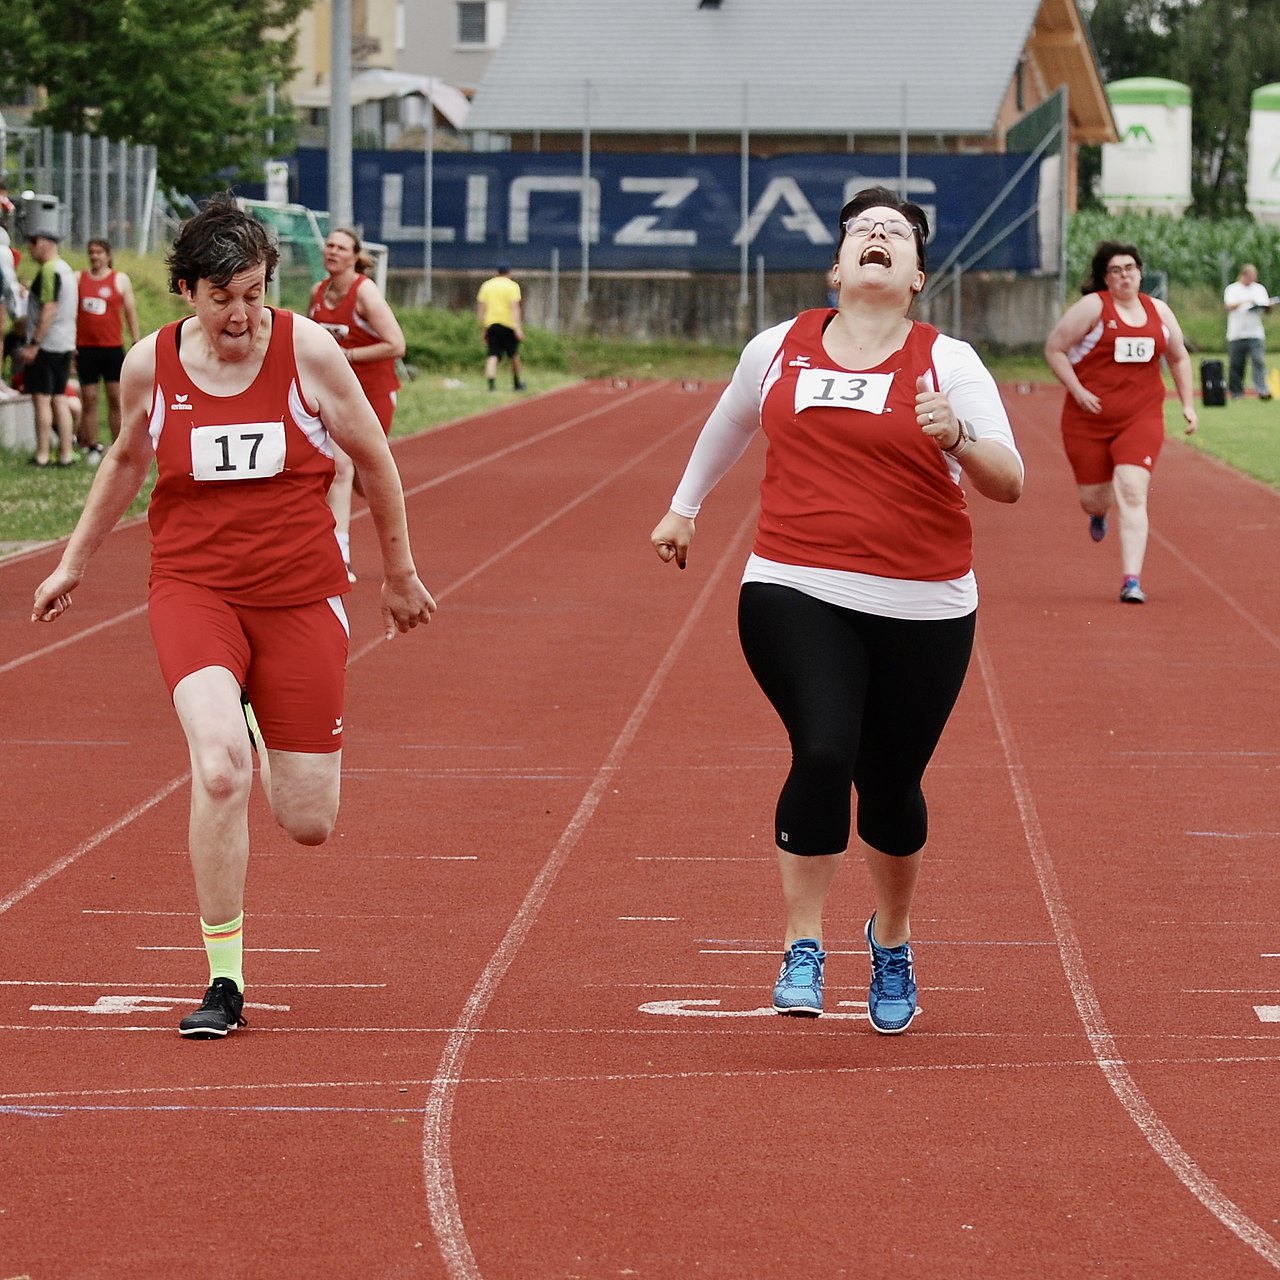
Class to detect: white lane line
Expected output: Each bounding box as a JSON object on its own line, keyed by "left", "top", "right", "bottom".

{"left": 0, "top": 393, "right": 666, "bottom": 908}
{"left": 0, "top": 775, "right": 189, "bottom": 918}
{"left": 1150, "top": 525, "right": 1280, "bottom": 652}
{"left": 135, "top": 946, "right": 321, "bottom": 954}
{"left": 0, "top": 602, "right": 149, "bottom": 676}
{"left": 352, "top": 394, "right": 687, "bottom": 666}
{"left": 977, "top": 635, "right": 1280, "bottom": 1269}
{"left": 421, "top": 501, "right": 758, "bottom": 1280}
{"left": 0, "top": 980, "right": 384, "bottom": 989}
{"left": 8, "top": 1050, "right": 1280, "bottom": 1107}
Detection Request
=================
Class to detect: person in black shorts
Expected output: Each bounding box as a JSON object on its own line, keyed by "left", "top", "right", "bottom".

{"left": 76, "top": 238, "right": 141, "bottom": 462}
{"left": 476, "top": 262, "right": 526, "bottom": 392}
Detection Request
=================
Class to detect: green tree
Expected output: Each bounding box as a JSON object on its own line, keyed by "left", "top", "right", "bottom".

{"left": 1168, "top": 0, "right": 1280, "bottom": 213}
{"left": 0, "top": 0, "right": 310, "bottom": 194}
{"left": 1081, "top": 0, "right": 1280, "bottom": 215}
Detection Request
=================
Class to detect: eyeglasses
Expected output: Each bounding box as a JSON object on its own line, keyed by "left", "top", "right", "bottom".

{"left": 1106, "top": 264, "right": 1140, "bottom": 276}
{"left": 843, "top": 216, "right": 915, "bottom": 241}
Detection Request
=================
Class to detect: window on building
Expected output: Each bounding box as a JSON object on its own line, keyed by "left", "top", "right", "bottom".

{"left": 457, "top": 1, "right": 506, "bottom": 47}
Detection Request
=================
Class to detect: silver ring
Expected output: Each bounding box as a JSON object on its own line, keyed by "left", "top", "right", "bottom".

{"left": 928, "top": 411, "right": 935, "bottom": 423}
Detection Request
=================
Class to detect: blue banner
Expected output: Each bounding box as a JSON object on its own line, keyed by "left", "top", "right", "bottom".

{"left": 291, "top": 148, "right": 1042, "bottom": 274}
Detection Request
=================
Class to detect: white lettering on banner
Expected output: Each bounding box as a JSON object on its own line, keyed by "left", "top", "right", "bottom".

{"left": 734, "top": 178, "right": 828, "bottom": 246}
{"left": 1114, "top": 336, "right": 1155, "bottom": 363}
{"left": 380, "top": 173, "right": 456, "bottom": 241}
{"left": 615, "top": 178, "right": 699, "bottom": 246}
{"left": 466, "top": 174, "right": 488, "bottom": 243}
{"left": 794, "top": 368, "right": 894, "bottom": 416}
{"left": 508, "top": 176, "right": 601, "bottom": 244}
{"left": 190, "top": 421, "right": 286, "bottom": 482}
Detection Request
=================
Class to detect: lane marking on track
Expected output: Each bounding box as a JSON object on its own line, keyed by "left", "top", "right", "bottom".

{"left": 421, "top": 503, "right": 759, "bottom": 1280}
{"left": 1152, "top": 525, "right": 1280, "bottom": 652}
{"left": 0, "top": 384, "right": 664, "bottom": 680}
{"left": 9, "top": 1049, "right": 1280, "bottom": 1107}
{"left": 30, "top": 995, "right": 291, "bottom": 1015}
{"left": 977, "top": 633, "right": 1280, "bottom": 1270}
{"left": 1254, "top": 1008, "right": 1280, "bottom": 1022}
{"left": 0, "top": 979, "right": 383, "bottom": 989}
{"left": 135, "top": 946, "right": 320, "bottom": 953}
{"left": 0, "top": 775, "right": 188, "bottom": 919}
{"left": 352, "top": 392, "right": 695, "bottom": 666}
{"left": 635, "top": 855, "right": 758, "bottom": 861}
{"left": 0, "top": 603, "right": 150, "bottom": 677}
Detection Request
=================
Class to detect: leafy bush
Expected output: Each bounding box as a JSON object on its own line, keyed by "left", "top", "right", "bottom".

{"left": 1067, "top": 211, "right": 1280, "bottom": 293}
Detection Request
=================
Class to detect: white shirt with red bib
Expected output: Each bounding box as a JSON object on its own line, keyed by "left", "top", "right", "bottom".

{"left": 671, "top": 310, "right": 1022, "bottom": 621}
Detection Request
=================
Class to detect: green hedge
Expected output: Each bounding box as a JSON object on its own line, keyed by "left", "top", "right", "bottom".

{"left": 1067, "top": 210, "right": 1280, "bottom": 293}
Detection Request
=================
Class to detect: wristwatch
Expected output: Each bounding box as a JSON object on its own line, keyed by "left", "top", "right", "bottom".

{"left": 944, "top": 419, "right": 978, "bottom": 459}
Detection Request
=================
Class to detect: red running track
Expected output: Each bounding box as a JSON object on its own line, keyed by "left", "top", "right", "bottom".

{"left": 1, "top": 378, "right": 1279, "bottom": 1279}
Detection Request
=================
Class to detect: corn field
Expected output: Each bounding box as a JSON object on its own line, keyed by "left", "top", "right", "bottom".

{"left": 1067, "top": 210, "right": 1280, "bottom": 292}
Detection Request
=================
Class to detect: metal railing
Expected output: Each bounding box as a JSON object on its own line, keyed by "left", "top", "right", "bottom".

{"left": 0, "top": 124, "right": 161, "bottom": 252}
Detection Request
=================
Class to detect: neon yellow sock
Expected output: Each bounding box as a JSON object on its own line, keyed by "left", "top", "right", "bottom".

{"left": 200, "top": 912, "right": 244, "bottom": 992}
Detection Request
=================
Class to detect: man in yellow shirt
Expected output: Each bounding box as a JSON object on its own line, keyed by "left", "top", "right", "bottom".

{"left": 476, "top": 262, "right": 525, "bottom": 392}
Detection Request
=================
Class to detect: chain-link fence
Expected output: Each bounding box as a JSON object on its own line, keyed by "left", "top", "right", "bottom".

{"left": 0, "top": 123, "right": 164, "bottom": 252}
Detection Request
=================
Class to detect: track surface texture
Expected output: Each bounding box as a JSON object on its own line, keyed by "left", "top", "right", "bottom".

{"left": 2, "top": 379, "right": 1278, "bottom": 1279}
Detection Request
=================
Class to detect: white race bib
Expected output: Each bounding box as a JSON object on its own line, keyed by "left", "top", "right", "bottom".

{"left": 319, "top": 321, "right": 349, "bottom": 340}
{"left": 189, "top": 421, "right": 287, "bottom": 482}
{"left": 80, "top": 296, "right": 107, "bottom": 316}
{"left": 794, "top": 368, "right": 894, "bottom": 416}
{"left": 1114, "top": 336, "right": 1155, "bottom": 363}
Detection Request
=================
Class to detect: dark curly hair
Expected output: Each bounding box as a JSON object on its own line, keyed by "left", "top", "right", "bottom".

{"left": 166, "top": 192, "right": 279, "bottom": 295}
{"left": 1083, "top": 240, "right": 1143, "bottom": 295}
{"left": 835, "top": 185, "right": 930, "bottom": 274}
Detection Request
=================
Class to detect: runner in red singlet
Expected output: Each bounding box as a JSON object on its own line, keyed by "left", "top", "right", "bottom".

{"left": 1045, "top": 240, "right": 1197, "bottom": 604}
{"left": 651, "top": 187, "right": 1023, "bottom": 1036}
{"left": 32, "top": 195, "right": 435, "bottom": 1040}
{"left": 308, "top": 227, "right": 405, "bottom": 583}
{"left": 75, "top": 238, "right": 140, "bottom": 460}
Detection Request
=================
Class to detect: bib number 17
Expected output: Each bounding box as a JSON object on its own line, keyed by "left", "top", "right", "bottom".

{"left": 189, "top": 421, "right": 287, "bottom": 482}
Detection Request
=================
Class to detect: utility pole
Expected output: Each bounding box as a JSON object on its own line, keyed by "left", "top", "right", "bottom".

{"left": 329, "top": 0, "right": 353, "bottom": 227}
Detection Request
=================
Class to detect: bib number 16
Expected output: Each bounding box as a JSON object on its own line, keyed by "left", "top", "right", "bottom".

{"left": 190, "top": 421, "right": 287, "bottom": 482}
{"left": 1114, "top": 337, "right": 1155, "bottom": 364}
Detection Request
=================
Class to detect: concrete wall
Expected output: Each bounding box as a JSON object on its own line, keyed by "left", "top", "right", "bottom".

{"left": 0, "top": 396, "right": 36, "bottom": 451}
{"left": 389, "top": 269, "right": 1064, "bottom": 353}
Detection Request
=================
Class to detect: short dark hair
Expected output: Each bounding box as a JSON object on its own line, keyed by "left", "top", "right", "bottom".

{"left": 87, "top": 237, "right": 113, "bottom": 266}
{"left": 1084, "top": 240, "right": 1143, "bottom": 295}
{"left": 836, "top": 185, "right": 930, "bottom": 274}
{"left": 166, "top": 192, "right": 278, "bottom": 295}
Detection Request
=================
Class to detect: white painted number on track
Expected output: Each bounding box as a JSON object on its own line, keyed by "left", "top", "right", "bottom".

{"left": 31, "top": 994, "right": 291, "bottom": 1015}
{"left": 639, "top": 998, "right": 866, "bottom": 1019}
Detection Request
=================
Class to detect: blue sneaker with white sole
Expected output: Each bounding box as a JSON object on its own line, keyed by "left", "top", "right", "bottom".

{"left": 773, "top": 937, "right": 825, "bottom": 1016}
{"left": 865, "top": 914, "right": 918, "bottom": 1034}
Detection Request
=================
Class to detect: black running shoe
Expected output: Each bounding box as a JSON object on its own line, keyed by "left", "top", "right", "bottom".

{"left": 179, "top": 977, "right": 247, "bottom": 1039}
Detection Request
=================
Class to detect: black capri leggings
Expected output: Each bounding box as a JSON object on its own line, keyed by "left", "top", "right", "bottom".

{"left": 738, "top": 583, "right": 976, "bottom": 857}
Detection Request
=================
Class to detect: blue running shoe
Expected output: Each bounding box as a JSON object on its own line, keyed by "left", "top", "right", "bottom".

{"left": 1089, "top": 514, "right": 1107, "bottom": 542}
{"left": 1119, "top": 576, "right": 1146, "bottom": 604}
{"left": 773, "top": 937, "right": 825, "bottom": 1016}
{"left": 865, "top": 915, "right": 918, "bottom": 1034}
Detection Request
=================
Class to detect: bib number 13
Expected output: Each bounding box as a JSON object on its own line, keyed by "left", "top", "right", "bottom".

{"left": 794, "top": 368, "right": 893, "bottom": 415}
{"left": 190, "top": 421, "right": 287, "bottom": 482}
